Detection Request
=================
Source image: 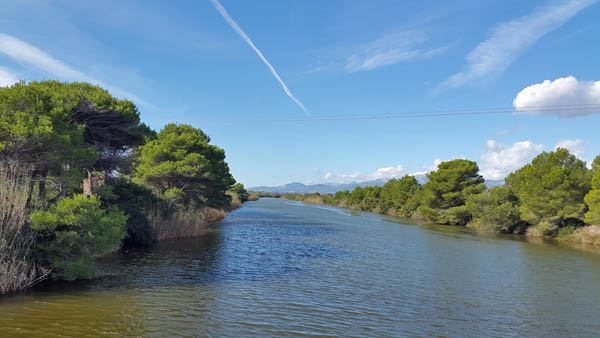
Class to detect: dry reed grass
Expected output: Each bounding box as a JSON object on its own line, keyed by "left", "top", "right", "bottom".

{"left": 0, "top": 162, "right": 49, "bottom": 295}
{"left": 563, "top": 225, "right": 600, "bottom": 246}
{"left": 148, "top": 207, "right": 227, "bottom": 241}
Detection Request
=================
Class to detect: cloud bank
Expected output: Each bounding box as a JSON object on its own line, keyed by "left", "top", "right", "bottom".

{"left": 209, "top": 0, "right": 309, "bottom": 116}
{"left": 320, "top": 138, "right": 588, "bottom": 184}
{"left": 322, "top": 159, "right": 445, "bottom": 184}
{"left": 324, "top": 165, "right": 407, "bottom": 183}
{"left": 513, "top": 76, "right": 600, "bottom": 117}
{"left": 346, "top": 31, "right": 447, "bottom": 73}
{"left": 441, "top": 0, "right": 596, "bottom": 88}
{"left": 480, "top": 140, "right": 545, "bottom": 180}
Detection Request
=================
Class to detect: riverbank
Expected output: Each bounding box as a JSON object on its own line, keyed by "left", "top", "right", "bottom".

{"left": 0, "top": 81, "right": 249, "bottom": 294}
{"left": 150, "top": 193, "right": 260, "bottom": 241}
{"left": 280, "top": 194, "right": 600, "bottom": 252}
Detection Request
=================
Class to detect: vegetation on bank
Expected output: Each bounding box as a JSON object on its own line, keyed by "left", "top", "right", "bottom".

{"left": 284, "top": 150, "right": 600, "bottom": 246}
{"left": 0, "top": 81, "right": 249, "bottom": 293}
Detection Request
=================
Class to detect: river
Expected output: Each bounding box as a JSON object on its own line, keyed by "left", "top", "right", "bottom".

{"left": 1, "top": 198, "right": 600, "bottom": 337}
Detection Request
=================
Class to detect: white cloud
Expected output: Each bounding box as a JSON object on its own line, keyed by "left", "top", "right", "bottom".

{"left": 0, "top": 33, "right": 89, "bottom": 80}
{"left": 480, "top": 140, "right": 545, "bottom": 180}
{"left": 346, "top": 31, "right": 447, "bottom": 73}
{"left": 441, "top": 0, "right": 596, "bottom": 88}
{"left": 411, "top": 158, "right": 442, "bottom": 176}
{"left": 555, "top": 138, "right": 585, "bottom": 158}
{"left": 0, "top": 33, "right": 153, "bottom": 109}
{"left": 322, "top": 159, "right": 447, "bottom": 184}
{"left": 323, "top": 165, "right": 407, "bottom": 183}
{"left": 209, "top": 0, "right": 309, "bottom": 116}
{"left": 513, "top": 76, "right": 600, "bottom": 117}
{"left": 0, "top": 67, "right": 18, "bottom": 87}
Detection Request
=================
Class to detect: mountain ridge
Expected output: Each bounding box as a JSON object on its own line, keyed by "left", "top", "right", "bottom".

{"left": 249, "top": 176, "right": 503, "bottom": 194}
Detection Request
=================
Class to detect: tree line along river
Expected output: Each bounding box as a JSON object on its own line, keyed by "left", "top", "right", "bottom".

{"left": 1, "top": 197, "right": 599, "bottom": 337}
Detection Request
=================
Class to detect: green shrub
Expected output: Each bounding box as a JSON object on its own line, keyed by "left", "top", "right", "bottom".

{"left": 528, "top": 222, "right": 559, "bottom": 237}
{"left": 418, "top": 205, "right": 472, "bottom": 225}
{"left": 466, "top": 186, "right": 522, "bottom": 232}
{"left": 557, "top": 226, "right": 577, "bottom": 238}
{"left": 229, "top": 183, "right": 249, "bottom": 203}
{"left": 31, "top": 195, "right": 127, "bottom": 280}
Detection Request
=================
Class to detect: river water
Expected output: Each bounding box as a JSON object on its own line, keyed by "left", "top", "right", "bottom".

{"left": 1, "top": 198, "right": 600, "bottom": 337}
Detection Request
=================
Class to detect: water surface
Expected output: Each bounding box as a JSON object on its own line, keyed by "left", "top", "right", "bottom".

{"left": 1, "top": 198, "right": 600, "bottom": 337}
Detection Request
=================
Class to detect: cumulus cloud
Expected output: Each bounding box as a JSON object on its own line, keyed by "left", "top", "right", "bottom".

{"left": 0, "top": 67, "right": 18, "bottom": 87}
{"left": 0, "top": 33, "right": 153, "bottom": 109}
{"left": 513, "top": 76, "right": 600, "bottom": 117}
{"left": 555, "top": 138, "right": 585, "bottom": 158}
{"left": 346, "top": 31, "right": 447, "bottom": 73}
{"left": 441, "top": 0, "right": 596, "bottom": 88}
{"left": 480, "top": 139, "right": 545, "bottom": 180}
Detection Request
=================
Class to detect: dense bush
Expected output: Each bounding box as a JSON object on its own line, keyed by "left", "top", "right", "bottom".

{"left": 31, "top": 195, "right": 127, "bottom": 280}
{"left": 97, "top": 178, "right": 167, "bottom": 246}
{"left": 379, "top": 175, "right": 420, "bottom": 214}
{"left": 466, "top": 186, "right": 522, "bottom": 232}
{"left": 230, "top": 183, "right": 249, "bottom": 203}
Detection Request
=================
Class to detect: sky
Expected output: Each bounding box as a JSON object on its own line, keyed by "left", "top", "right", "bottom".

{"left": 1, "top": 0, "right": 600, "bottom": 187}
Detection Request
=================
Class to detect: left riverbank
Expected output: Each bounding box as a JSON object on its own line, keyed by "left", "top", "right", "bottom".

{"left": 0, "top": 81, "right": 248, "bottom": 295}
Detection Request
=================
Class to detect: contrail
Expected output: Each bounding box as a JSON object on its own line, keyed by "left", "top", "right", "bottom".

{"left": 210, "top": 0, "right": 309, "bottom": 116}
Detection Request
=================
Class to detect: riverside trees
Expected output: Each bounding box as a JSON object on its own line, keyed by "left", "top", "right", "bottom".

{"left": 584, "top": 155, "right": 600, "bottom": 225}
{"left": 505, "top": 149, "right": 590, "bottom": 235}
{"left": 417, "top": 159, "right": 486, "bottom": 225}
{"left": 0, "top": 81, "right": 238, "bottom": 288}
{"left": 134, "top": 123, "right": 235, "bottom": 209}
{"left": 285, "top": 149, "right": 600, "bottom": 239}
{"left": 0, "top": 81, "right": 153, "bottom": 202}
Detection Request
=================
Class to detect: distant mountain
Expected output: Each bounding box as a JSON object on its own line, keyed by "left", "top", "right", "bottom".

{"left": 250, "top": 175, "right": 503, "bottom": 194}
{"left": 249, "top": 179, "right": 387, "bottom": 194}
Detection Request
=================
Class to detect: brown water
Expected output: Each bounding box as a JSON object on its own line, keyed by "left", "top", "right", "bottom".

{"left": 1, "top": 198, "right": 600, "bottom": 337}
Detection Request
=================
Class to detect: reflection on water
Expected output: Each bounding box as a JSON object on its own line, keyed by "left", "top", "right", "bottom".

{"left": 1, "top": 198, "right": 600, "bottom": 337}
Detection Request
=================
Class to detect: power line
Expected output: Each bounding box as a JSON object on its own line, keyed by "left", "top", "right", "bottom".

{"left": 200, "top": 104, "right": 600, "bottom": 124}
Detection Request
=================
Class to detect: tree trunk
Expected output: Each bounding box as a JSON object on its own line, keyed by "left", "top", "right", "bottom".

{"left": 25, "top": 177, "right": 35, "bottom": 209}
{"left": 38, "top": 171, "right": 48, "bottom": 201}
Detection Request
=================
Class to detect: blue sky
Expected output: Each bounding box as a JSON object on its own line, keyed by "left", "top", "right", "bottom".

{"left": 1, "top": 0, "right": 600, "bottom": 187}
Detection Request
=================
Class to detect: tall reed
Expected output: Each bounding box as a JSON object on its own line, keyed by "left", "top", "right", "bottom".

{"left": 148, "top": 207, "right": 226, "bottom": 241}
{"left": 0, "top": 162, "right": 49, "bottom": 295}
